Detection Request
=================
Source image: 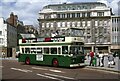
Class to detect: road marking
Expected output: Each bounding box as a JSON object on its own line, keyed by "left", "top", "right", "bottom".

{"left": 45, "top": 73, "right": 74, "bottom": 80}
{"left": 83, "top": 68, "right": 119, "bottom": 74}
{"left": 32, "top": 67, "right": 64, "bottom": 73}
{"left": 0, "top": 66, "right": 3, "bottom": 68}
{"left": 32, "top": 67, "right": 48, "bottom": 70}
{"left": 37, "top": 73, "right": 64, "bottom": 81}
{"left": 49, "top": 69, "right": 65, "bottom": 73}
{"left": 11, "top": 68, "right": 32, "bottom": 73}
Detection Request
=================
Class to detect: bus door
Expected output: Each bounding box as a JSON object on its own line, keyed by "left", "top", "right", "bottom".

{"left": 36, "top": 48, "right": 43, "bottom": 61}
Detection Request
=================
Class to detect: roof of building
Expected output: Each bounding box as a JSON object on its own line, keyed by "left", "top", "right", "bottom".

{"left": 44, "top": 2, "right": 107, "bottom": 8}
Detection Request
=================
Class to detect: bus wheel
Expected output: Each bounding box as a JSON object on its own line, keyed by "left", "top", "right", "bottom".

{"left": 52, "top": 59, "right": 59, "bottom": 67}
{"left": 25, "top": 57, "right": 30, "bottom": 65}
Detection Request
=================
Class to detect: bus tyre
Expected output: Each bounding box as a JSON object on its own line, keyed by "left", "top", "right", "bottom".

{"left": 52, "top": 59, "right": 59, "bottom": 67}
{"left": 25, "top": 57, "right": 30, "bottom": 65}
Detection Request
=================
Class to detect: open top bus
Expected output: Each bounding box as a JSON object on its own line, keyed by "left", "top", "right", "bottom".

{"left": 18, "top": 36, "right": 85, "bottom": 67}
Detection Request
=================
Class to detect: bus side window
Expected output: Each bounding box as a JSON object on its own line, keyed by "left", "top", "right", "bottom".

{"left": 37, "top": 48, "right": 42, "bottom": 54}
{"left": 62, "top": 46, "right": 68, "bottom": 54}
{"left": 44, "top": 48, "right": 49, "bottom": 54}
{"left": 22, "top": 48, "right": 24, "bottom": 53}
{"left": 51, "top": 48, "right": 57, "bottom": 54}
{"left": 31, "top": 48, "right": 36, "bottom": 54}
{"left": 58, "top": 47, "right": 61, "bottom": 54}
{"left": 25, "top": 48, "right": 30, "bottom": 54}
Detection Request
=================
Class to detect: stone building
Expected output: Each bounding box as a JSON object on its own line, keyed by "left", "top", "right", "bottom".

{"left": 6, "top": 12, "right": 18, "bottom": 27}
{"left": 111, "top": 16, "right": 120, "bottom": 52}
{"left": 24, "top": 25, "right": 38, "bottom": 35}
{"left": 0, "top": 17, "right": 17, "bottom": 57}
{"left": 38, "top": 2, "right": 112, "bottom": 53}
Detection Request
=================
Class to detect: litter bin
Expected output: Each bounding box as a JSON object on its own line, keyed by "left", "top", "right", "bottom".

{"left": 92, "top": 57, "right": 97, "bottom": 66}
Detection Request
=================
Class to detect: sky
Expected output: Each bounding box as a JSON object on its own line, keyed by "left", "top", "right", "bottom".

{"left": 0, "top": 0, "right": 120, "bottom": 27}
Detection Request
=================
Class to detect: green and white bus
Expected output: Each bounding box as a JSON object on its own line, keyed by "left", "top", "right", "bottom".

{"left": 18, "top": 36, "right": 85, "bottom": 67}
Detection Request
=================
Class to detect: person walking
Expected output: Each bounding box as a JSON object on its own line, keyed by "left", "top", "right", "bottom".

{"left": 2, "top": 51, "right": 5, "bottom": 59}
{"left": 89, "top": 51, "right": 94, "bottom": 66}
{"left": 108, "top": 53, "right": 115, "bottom": 68}
{"left": 101, "top": 53, "right": 104, "bottom": 67}
{"left": 99, "top": 53, "right": 104, "bottom": 67}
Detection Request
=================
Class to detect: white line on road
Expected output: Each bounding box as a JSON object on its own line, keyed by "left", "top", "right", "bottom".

{"left": 32, "top": 67, "right": 64, "bottom": 73}
{"left": 37, "top": 73, "right": 64, "bottom": 81}
{"left": 49, "top": 69, "right": 65, "bottom": 73}
{"left": 0, "top": 66, "right": 3, "bottom": 68}
{"left": 32, "top": 67, "right": 48, "bottom": 70}
{"left": 11, "top": 68, "right": 32, "bottom": 73}
{"left": 45, "top": 73, "right": 74, "bottom": 80}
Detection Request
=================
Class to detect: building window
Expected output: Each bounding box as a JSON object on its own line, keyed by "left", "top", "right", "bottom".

{"left": 104, "top": 20, "right": 107, "bottom": 26}
{"left": 0, "top": 38, "right": 3, "bottom": 44}
{"left": 87, "top": 21, "right": 91, "bottom": 26}
{"left": 87, "top": 37, "right": 91, "bottom": 43}
{"left": 77, "top": 22, "right": 81, "bottom": 27}
{"left": 99, "top": 21, "right": 103, "bottom": 26}
{"left": 95, "top": 21, "right": 98, "bottom": 26}
{"left": 0, "top": 31, "right": 2, "bottom": 35}
{"left": 62, "top": 14, "right": 66, "bottom": 18}
{"left": 57, "top": 22, "right": 61, "bottom": 27}
{"left": 87, "top": 12, "right": 90, "bottom": 17}
{"left": 72, "top": 22, "right": 75, "bottom": 27}
{"left": 77, "top": 13, "right": 80, "bottom": 18}
{"left": 82, "top": 21, "right": 85, "bottom": 27}
{"left": 42, "top": 23, "right": 45, "bottom": 28}
{"left": 72, "top": 13, "right": 75, "bottom": 18}
{"left": 46, "top": 23, "right": 49, "bottom": 28}
{"left": 82, "top": 13, "right": 85, "bottom": 17}
{"left": 57, "top": 14, "right": 60, "bottom": 18}
{"left": 67, "top": 22, "right": 71, "bottom": 27}
{"left": 104, "top": 28, "right": 107, "bottom": 33}
{"left": 67, "top": 13, "right": 70, "bottom": 18}
{"left": 62, "top": 22, "right": 66, "bottom": 27}
{"left": 51, "top": 23, "right": 54, "bottom": 28}
{"left": 87, "top": 29, "right": 90, "bottom": 34}
{"left": 97, "top": 12, "right": 104, "bottom": 16}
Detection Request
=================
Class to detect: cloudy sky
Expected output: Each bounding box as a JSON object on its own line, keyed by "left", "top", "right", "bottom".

{"left": 0, "top": 0, "right": 120, "bottom": 27}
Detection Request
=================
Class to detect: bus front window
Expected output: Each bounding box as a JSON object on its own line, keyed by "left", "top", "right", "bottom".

{"left": 62, "top": 46, "right": 68, "bottom": 54}
{"left": 70, "top": 46, "right": 83, "bottom": 55}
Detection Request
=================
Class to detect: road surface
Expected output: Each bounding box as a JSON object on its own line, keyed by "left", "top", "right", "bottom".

{"left": 1, "top": 59, "right": 120, "bottom": 81}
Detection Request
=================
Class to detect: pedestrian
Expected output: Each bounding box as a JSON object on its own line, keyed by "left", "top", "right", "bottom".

{"left": 89, "top": 51, "right": 94, "bottom": 66}
{"left": 108, "top": 53, "right": 115, "bottom": 68}
{"left": 2, "top": 51, "right": 5, "bottom": 59}
{"left": 99, "top": 52, "right": 104, "bottom": 67}
{"left": 101, "top": 53, "right": 104, "bottom": 67}
{"left": 87, "top": 53, "right": 90, "bottom": 60}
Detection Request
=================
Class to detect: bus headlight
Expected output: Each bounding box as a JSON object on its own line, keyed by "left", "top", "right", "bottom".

{"left": 70, "top": 54, "right": 73, "bottom": 56}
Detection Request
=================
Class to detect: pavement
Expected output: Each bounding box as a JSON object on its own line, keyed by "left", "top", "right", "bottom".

{"left": 84, "top": 56, "right": 120, "bottom": 73}
{"left": 0, "top": 57, "right": 120, "bottom": 73}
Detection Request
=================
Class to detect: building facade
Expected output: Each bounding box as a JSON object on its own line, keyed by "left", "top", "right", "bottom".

{"left": 0, "top": 17, "right": 17, "bottom": 57}
{"left": 6, "top": 12, "right": 18, "bottom": 27}
{"left": 38, "top": 2, "right": 112, "bottom": 54}
{"left": 24, "top": 25, "right": 38, "bottom": 35}
{"left": 111, "top": 16, "right": 120, "bottom": 52}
